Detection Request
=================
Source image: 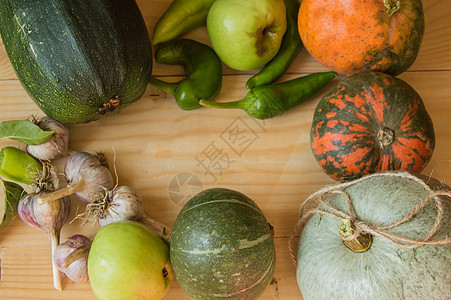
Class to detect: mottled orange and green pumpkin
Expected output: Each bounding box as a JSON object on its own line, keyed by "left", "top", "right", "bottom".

{"left": 310, "top": 72, "right": 435, "bottom": 181}
{"left": 298, "top": 0, "right": 424, "bottom": 75}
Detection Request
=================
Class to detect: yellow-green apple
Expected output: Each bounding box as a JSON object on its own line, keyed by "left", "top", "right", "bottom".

{"left": 88, "top": 221, "right": 173, "bottom": 300}
{"left": 207, "top": 0, "right": 287, "bottom": 71}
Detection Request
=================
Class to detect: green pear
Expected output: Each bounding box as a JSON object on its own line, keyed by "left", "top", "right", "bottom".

{"left": 88, "top": 221, "right": 173, "bottom": 300}
{"left": 207, "top": 0, "right": 287, "bottom": 71}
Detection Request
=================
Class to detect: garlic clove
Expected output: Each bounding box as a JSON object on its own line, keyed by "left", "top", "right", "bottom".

{"left": 62, "top": 257, "right": 89, "bottom": 283}
{"left": 26, "top": 117, "right": 69, "bottom": 161}
{"left": 54, "top": 234, "right": 91, "bottom": 283}
{"left": 17, "top": 193, "right": 42, "bottom": 229}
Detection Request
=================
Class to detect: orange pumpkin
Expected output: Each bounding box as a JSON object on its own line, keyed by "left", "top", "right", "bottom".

{"left": 298, "top": 0, "right": 424, "bottom": 75}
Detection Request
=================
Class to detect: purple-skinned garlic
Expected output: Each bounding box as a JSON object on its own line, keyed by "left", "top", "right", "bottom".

{"left": 83, "top": 185, "right": 171, "bottom": 242}
{"left": 54, "top": 234, "right": 91, "bottom": 283}
{"left": 18, "top": 192, "right": 71, "bottom": 291}
{"left": 38, "top": 152, "right": 115, "bottom": 203}
{"left": 26, "top": 116, "right": 70, "bottom": 161}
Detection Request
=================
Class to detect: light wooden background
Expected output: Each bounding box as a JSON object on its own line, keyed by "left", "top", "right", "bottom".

{"left": 1, "top": 0, "right": 450, "bottom": 299}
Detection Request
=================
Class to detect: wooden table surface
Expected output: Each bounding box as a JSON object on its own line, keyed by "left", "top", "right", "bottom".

{"left": 1, "top": 0, "right": 450, "bottom": 299}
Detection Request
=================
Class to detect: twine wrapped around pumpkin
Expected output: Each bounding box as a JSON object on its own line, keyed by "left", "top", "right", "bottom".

{"left": 289, "top": 171, "right": 451, "bottom": 264}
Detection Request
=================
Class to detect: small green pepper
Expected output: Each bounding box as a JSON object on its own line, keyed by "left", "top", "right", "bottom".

{"left": 149, "top": 39, "right": 222, "bottom": 110}
{"left": 246, "top": 0, "right": 302, "bottom": 89}
{"left": 0, "top": 146, "right": 43, "bottom": 184}
{"left": 152, "top": 0, "right": 216, "bottom": 45}
{"left": 199, "top": 71, "right": 337, "bottom": 119}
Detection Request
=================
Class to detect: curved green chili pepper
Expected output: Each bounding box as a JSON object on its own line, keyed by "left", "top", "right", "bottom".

{"left": 152, "top": 0, "right": 216, "bottom": 45}
{"left": 149, "top": 39, "right": 222, "bottom": 110}
{"left": 199, "top": 71, "right": 337, "bottom": 120}
{"left": 0, "top": 146, "right": 42, "bottom": 184}
{"left": 246, "top": 0, "right": 302, "bottom": 89}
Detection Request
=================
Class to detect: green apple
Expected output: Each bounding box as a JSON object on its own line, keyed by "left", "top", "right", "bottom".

{"left": 207, "top": 0, "right": 287, "bottom": 71}
{"left": 88, "top": 221, "right": 173, "bottom": 300}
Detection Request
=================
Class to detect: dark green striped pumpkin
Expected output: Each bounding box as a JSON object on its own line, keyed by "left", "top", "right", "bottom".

{"left": 0, "top": 0, "right": 152, "bottom": 124}
{"left": 310, "top": 71, "right": 435, "bottom": 181}
{"left": 170, "top": 188, "right": 275, "bottom": 300}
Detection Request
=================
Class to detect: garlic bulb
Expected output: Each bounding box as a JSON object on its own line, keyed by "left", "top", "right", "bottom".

{"left": 64, "top": 152, "right": 115, "bottom": 202}
{"left": 54, "top": 235, "right": 91, "bottom": 283}
{"left": 85, "top": 185, "right": 170, "bottom": 242}
{"left": 18, "top": 191, "right": 71, "bottom": 291}
{"left": 18, "top": 192, "right": 70, "bottom": 234}
{"left": 26, "top": 117, "right": 69, "bottom": 161}
{"left": 39, "top": 152, "right": 115, "bottom": 203}
{"left": 96, "top": 186, "right": 145, "bottom": 227}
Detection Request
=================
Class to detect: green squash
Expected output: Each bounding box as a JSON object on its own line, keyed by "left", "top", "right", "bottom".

{"left": 0, "top": 0, "right": 152, "bottom": 124}
{"left": 296, "top": 172, "right": 451, "bottom": 299}
{"left": 170, "top": 188, "right": 276, "bottom": 300}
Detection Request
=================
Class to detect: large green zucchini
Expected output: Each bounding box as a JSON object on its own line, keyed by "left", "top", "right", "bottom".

{"left": 0, "top": 0, "right": 152, "bottom": 124}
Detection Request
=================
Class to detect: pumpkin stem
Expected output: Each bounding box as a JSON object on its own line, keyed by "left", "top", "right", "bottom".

{"left": 339, "top": 219, "right": 372, "bottom": 253}
{"left": 377, "top": 127, "right": 395, "bottom": 148}
{"left": 383, "top": 0, "right": 401, "bottom": 16}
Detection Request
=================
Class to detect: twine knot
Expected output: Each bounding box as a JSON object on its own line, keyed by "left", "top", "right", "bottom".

{"left": 288, "top": 171, "right": 451, "bottom": 264}
{"left": 339, "top": 218, "right": 368, "bottom": 241}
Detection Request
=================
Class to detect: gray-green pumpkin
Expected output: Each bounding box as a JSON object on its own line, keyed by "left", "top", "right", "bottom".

{"left": 296, "top": 171, "right": 451, "bottom": 300}
{"left": 170, "top": 188, "right": 276, "bottom": 300}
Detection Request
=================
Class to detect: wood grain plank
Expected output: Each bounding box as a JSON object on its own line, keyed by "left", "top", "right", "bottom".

{"left": 413, "top": 0, "right": 451, "bottom": 71}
